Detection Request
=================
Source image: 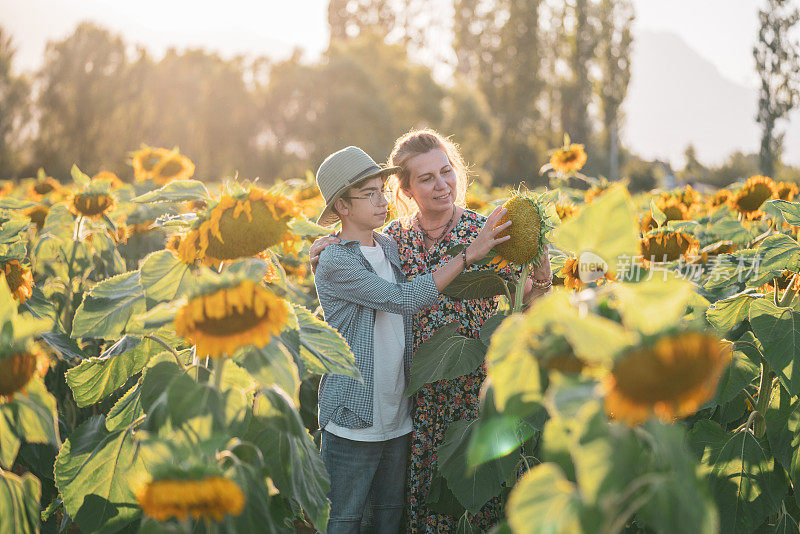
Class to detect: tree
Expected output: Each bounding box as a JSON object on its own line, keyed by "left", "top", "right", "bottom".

{"left": 35, "top": 23, "right": 134, "bottom": 178}
{"left": 454, "top": 0, "right": 547, "bottom": 185}
{"left": 754, "top": 0, "right": 800, "bottom": 177}
{"left": 678, "top": 144, "right": 707, "bottom": 184}
{"left": 0, "top": 27, "right": 30, "bottom": 178}
{"left": 559, "top": 0, "right": 597, "bottom": 152}
{"left": 595, "top": 0, "right": 633, "bottom": 179}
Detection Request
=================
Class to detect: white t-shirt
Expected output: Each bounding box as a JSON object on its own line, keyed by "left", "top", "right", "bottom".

{"left": 324, "top": 243, "right": 413, "bottom": 441}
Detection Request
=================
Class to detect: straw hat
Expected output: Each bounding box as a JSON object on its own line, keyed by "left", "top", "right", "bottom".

{"left": 315, "top": 146, "right": 400, "bottom": 227}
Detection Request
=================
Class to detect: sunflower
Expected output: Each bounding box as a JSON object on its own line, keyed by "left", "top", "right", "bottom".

{"left": 23, "top": 204, "right": 49, "bottom": 230}
{"left": 558, "top": 256, "right": 614, "bottom": 290}
{"left": 493, "top": 193, "right": 551, "bottom": 265}
{"left": 554, "top": 201, "right": 578, "bottom": 221}
{"left": 604, "top": 331, "right": 731, "bottom": 426}
{"left": 92, "top": 171, "right": 124, "bottom": 189}
{"left": 0, "top": 345, "right": 50, "bottom": 403}
{"left": 707, "top": 189, "right": 733, "bottom": 214}
{"left": 174, "top": 279, "right": 290, "bottom": 358}
{"left": 0, "top": 182, "right": 13, "bottom": 197}
{"left": 640, "top": 198, "right": 689, "bottom": 234}
{"left": 466, "top": 193, "right": 489, "bottom": 212}
{"left": 775, "top": 181, "right": 799, "bottom": 201}
{"left": 549, "top": 144, "right": 587, "bottom": 175}
{"left": 178, "top": 188, "right": 302, "bottom": 265}
{"left": 131, "top": 146, "right": 170, "bottom": 181}
{"left": 639, "top": 228, "right": 698, "bottom": 266}
{"left": 729, "top": 175, "right": 777, "bottom": 220}
{"left": 290, "top": 183, "right": 326, "bottom": 219}
{"left": 758, "top": 269, "right": 800, "bottom": 294}
{"left": 27, "top": 176, "right": 61, "bottom": 200}
{"left": 282, "top": 262, "right": 308, "bottom": 283}
{"left": 136, "top": 475, "right": 245, "bottom": 522}
{"left": 68, "top": 192, "right": 116, "bottom": 219}
{"left": 584, "top": 182, "right": 611, "bottom": 205}
{"left": 697, "top": 241, "right": 737, "bottom": 264}
{"left": 2, "top": 260, "right": 34, "bottom": 303}
{"left": 151, "top": 151, "right": 195, "bottom": 185}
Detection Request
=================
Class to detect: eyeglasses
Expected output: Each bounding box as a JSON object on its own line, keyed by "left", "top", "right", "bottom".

{"left": 341, "top": 188, "right": 391, "bottom": 207}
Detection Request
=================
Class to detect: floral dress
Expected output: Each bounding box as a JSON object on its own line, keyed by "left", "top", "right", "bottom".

{"left": 385, "top": 209, "right": 520, "bottom": 533}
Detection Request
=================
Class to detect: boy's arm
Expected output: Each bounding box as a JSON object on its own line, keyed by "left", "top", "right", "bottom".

{"left": 316, "top": 247, "right": 438, "bottom": 315}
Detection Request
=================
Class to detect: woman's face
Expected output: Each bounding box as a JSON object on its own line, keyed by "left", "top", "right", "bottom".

{"left": 402, "top": 148, "right": 458, "bottom": 215}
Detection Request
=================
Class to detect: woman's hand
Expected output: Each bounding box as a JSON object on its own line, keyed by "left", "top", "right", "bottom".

{"left": 530, "top": 243, "right": 552, "bottom": 281}
{"left": 466, "top": 206, "right": 510, "bottom": 264}
{"left": 309, "top": 234, "right": 341, "bottom": 274}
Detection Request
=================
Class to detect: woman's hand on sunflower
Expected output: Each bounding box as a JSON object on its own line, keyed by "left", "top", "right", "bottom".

{"left": 309, "top": 234, "right": 341, "bottom": 274}
{"left": 466, "top": 206, "right": 510, "bottom": 264}
{"left": 530, "top": 243, "right": 552, "bottom": 282}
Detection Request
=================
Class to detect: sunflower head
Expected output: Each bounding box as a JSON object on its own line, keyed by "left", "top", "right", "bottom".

{"left": 23, "top": 204, "right": 49, "bottom": 230}
{"left": 1, "top": 260, "right": 34, "bottom": 304}
{"left": 549, "top": 143, "right": 587, "bottom": 175}
{"left": 584, "top": 182, "right": 612, "bottom": 204}
{"left": 604, "top": 331, "right": 731, "bottom": 426}
{"left": 27, "top": 175, "right": 61, "bottom": 200}
{"left": 639, "top": 227, "right": 698, "bottom": 266}
{"left": 557, "top": 256, "right": 615, "bottom": 290}
{"left": 758, "top": 269, "right": 800, "bottom": 294}
{"left": 0, "top": 344, "right": 50, "bottom": 403}
{"left": 775, "top": 181, "right": 799, "bottom": 201}
{"left": 131, "top": 146, "right": 171, "bottom": 181}
{"left": 707, "top": 189, "right": 733, "bottom": 213}
{"left": 152, "top": 151, "right": 195, "bottom": 185}
{"left": 67, "top": 192, "right": 116, "bottom": 219}
{"left": 178, "top": 186, "right": 302, "bottom": 265}
{"left": 174, "top": 278, "right": 290, "bottom": 358}
{"left": 136, "top": 463, "right": 245, "bottom": 523}
{"left": 492, "top": 193, "right": 554, "bottom": 265}
{"left": 729, "top": 175, "right": 777, "bottom": 219}
{"left": 554, "top": 200, "right": 578, "bottom": 221}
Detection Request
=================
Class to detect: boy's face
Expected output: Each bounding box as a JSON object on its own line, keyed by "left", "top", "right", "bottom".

{"left": 335, "top": 176, "right": 389, "bottom": 230}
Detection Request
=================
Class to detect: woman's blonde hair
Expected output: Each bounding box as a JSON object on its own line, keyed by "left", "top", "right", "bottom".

{"left": 387, "top": 129, "right": 468, "bottom": 222}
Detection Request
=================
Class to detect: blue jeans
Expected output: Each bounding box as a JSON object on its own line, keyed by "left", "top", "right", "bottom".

{"left": 319, "top": 430, "right": 409, "bottom": 534}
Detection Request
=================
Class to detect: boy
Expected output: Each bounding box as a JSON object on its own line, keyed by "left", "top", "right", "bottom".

{"left": 312, "top": 146, "right": 508, "bottom": 533}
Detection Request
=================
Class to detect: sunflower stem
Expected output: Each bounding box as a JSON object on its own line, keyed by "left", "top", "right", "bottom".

{"left": 213, "top": 357, "right": 226, "bottom": 390}
{"left": 779, "top": 274, "right": 799, "bottom": 307}
{"left": 754, "top": 361, "right": 774, "bottom": 438}
{"left": 144, "top": 334, "right": 186, "bottom": 371}
{"left": 513, "top": 263, "right": 531, "bottom": 314}
{"left": 60, "top": 216, "right": 84, "bottom": 333}
{"left": 773, "top": 278, "right": 780, "bottom": 306}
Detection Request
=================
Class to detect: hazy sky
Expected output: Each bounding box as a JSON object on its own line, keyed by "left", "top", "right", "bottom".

{"left": 0, "top": 0, "right": 789, "bottom": 164}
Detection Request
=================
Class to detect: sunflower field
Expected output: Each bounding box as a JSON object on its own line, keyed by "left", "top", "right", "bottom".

{"left": 3, "top": 141, "right": 800, "bottom": 534}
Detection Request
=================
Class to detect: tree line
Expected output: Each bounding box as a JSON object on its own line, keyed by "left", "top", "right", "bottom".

{"left": 0, "top": 0, "right": 798, "bottom": 190}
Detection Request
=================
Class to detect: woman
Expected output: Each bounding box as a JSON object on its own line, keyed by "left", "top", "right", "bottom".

{"left": 311, "top": 129, "right": 552, "bottom": 532}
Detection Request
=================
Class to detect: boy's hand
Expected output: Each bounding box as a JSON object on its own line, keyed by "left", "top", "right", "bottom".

{"left": 309, "top": 234, "right": 341, "bottom": 274}
{"left": 466, "top": 206, "right": 511, "bottom": 264}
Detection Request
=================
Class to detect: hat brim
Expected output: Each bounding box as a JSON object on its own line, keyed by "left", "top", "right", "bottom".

{"left": 316, "top": 166, "right": 401, "bottom": 227}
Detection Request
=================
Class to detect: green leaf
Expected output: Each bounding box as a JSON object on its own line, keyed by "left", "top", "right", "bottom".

{"left": 235, "top": 341, "right": 301, "bottom": 405}
{"left": 71, "top": 271, "right": 146, "bottom": 340}
{"left": 105, "top": 381, "right": 143, "bottom": 432}
{"left": 290, "top": 305, "right": 360, "bottom": 379}
{"left": 689, "top": 420, "right": 786, "bottom": 534}
{"left": 479, "top": 313, "right": 507, "bottom": 346}
{"left": 0, "top": 378, "right": 59, "bottom": 468}
{"left": 765, "top": 386, "right": 800, "bottom": 482}
{"left": 443, "top": 270, "right": 510, "bottom": 300}
{"left": 132, "top": 180, "right": 209, "bottom": 203}
{"left": 0, "top": 197, "right": 35, "bottom": 210}
{"left": 0, "top": 471, "right": 40, "bottom": 534}
{"left": 139, "top": 250, "right": 193, "bottom": 306}
{"left": 486, "top": 315, "right": 543, "bottom": 411}
{"left": 707, "top": 292, "right": 764, "bottom": 332}
{"left": 612, "top": 276, "right": 695, "bottom": 335}
{"left": 405, "top": 323, "right": 486, "bottom": 396}
{"left": 553, "top": 185, "right": 639, "bottom": 277}
{"left": 247, "top": 387, "right": 330, "bottom": 532}
{"left": 749, "top": 234, "right": 800, "bottom": 287}
{"left": 650, "top": 198, "right": 667, "bottom": 227}
{"left": 767, "top": 199, "right": 800, "bottom": 226}
{"left": 65, "top": 335, "right": 166, "bottom": 407}
{"left": 712, "top": 350, "right": 759, "bottom": 407}
{"left": 289, "top": 217, "right": 331, "bottom": 238}
{"left": 70, "top": 164, "right": 90, "bottom": 186}
{"left": 749, "top": 298, "right": 800, "bottom": 396}
{"left": 505, "top": 463, "right": 583, "bottom": 534}
{"left": 127, "top": 299, "right": 185, "bottom": 334}
{"left": 437, "top": 419, "right": 518, "bottom": 513}
{"left": 0, "top": 217, "right": 30, "bottom": 244}
{"left": 54, "top": 415, "right": 154, "bottom": 534}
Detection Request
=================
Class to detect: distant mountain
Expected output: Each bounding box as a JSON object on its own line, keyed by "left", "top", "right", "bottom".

{"left": 623, "top": 30, "right": 800, "bottom": 166}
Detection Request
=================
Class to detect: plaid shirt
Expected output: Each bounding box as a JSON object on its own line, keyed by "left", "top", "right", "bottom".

{"left": 314, "top": 231, "right": 439, "bottom": 430}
